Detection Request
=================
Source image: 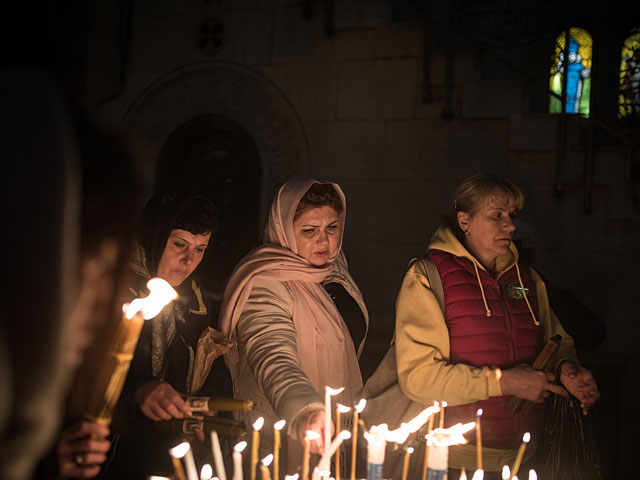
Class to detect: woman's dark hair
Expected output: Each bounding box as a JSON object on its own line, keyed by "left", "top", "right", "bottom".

{"left": 294, "top": 183, "right": 343, "bottom": 220}
{"left": 441, "top": 173, "right": 524, "bottom": 242}
{"left": 173, "top": 196, "right": 218, "bottom": 237}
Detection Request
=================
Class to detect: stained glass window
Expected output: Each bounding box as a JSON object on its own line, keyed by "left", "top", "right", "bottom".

{"left": 618, "top": 28, "right": 640, "bottom": 120}
{"left": 549, "top": 28, "right": 592, "bottom": 117}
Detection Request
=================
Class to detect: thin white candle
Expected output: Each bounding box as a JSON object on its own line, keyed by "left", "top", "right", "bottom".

{"left": 232, "top": 441, "right": 248, "bottom": 480}
{"left": 210, "top": 431, "right": 227, "bottom": 480}
{"left": 201, "top": 464, "right": 213, "bottom": 480}
{"left": 324, "top": 386, "right": 345, "bottom": 455}
{"left": 169, "top": 442, "right": 198, "bottom": 480}
{"left": 317, "top": 430, "right": 352, "bottom": 471}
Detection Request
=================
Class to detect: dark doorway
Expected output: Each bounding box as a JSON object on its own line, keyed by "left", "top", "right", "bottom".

{"left": 156, "top": 115, "right": 262, "bottom": 320}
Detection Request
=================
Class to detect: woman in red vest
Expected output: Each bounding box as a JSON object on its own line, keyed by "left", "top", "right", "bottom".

{"left": 395, "top": 173, "right": 599, "bottom": 479}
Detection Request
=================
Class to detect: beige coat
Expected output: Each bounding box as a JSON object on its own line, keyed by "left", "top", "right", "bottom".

{"left": 219, "top": 178, "right": 368, "bottom": 474}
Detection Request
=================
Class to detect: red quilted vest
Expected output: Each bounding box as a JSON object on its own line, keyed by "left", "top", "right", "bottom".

{"left": 427, "top": 249, "right": 545, "bottom": 450}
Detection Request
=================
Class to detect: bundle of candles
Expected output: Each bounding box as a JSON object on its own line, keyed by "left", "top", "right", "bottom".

{"left": 153, "top": 386, "right": 539, "bottom": 480}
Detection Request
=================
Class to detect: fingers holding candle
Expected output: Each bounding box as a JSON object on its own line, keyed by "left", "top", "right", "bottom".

{"left": 298, "top": 410, "right": 328, "bottom": 454}
{"left": 57, "top": 422, "right": 111, "bottom": 479}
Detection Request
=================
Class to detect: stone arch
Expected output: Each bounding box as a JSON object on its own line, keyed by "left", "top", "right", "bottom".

{"left": 121, "top": 61, "right": 310, "bottom": 219}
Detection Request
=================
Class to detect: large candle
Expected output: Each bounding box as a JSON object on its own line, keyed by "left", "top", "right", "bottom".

{"left": 476, "top": 409, "right": 483, "bottom": 471}
{"left": 210, "top": 431, "right": 227, "bottom": 480}
{"left": 85, "top": 278, "right": 177, "bottom": 427}
{"left": 232, "top": 441, "right": 248, "bottom": 480}
{"left": 302, "top": 430, "right": 320, "bottom": 480}
{"left": 350, "top": 399, "right": 366, "bottom": 480}
{"left": 401, "top": 447, "right": 414, "bottom": 480}
{"left": 508, "top": 433, "right": 530, "bottom": 480}
{"left": 324, "top": 386, "right": 344, "bottom": 455}
{"left": 273, "top": 420, "right": 286, "bottom": 480}
{"left": 251, "top": 417, "right": 265, "bottom": 480}
{"left": 335, "top": 404, "right": 351, "bottom": 480}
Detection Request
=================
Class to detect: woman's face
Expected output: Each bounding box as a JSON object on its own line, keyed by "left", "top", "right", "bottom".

{"left": 457, "top": 194, "right": 517, "bottom": 268}
{"left": 293, "top": 206, "right": 341, "bottom": 266}
{"left": 157, "top": 229, "right": 211, "bottom": 286}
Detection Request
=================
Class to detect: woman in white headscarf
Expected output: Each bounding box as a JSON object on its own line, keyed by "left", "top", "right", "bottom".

{"left": 219, "top": 178, "right": 368, "bottom": 473}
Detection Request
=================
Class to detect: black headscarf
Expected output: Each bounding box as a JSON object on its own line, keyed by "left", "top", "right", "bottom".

{"left": 136, "top": 192, "right": 216, "bottom": 280}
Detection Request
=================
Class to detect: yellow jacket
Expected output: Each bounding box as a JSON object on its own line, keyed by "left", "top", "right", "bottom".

{"left": 395, "top": 227, "right": 577, "bottom": 470}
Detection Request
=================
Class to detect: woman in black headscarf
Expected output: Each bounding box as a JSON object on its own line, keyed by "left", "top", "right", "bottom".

{"left": 103, "top": 193, "right": 232, "bottom": 479}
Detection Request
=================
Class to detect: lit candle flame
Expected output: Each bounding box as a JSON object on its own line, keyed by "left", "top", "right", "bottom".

{"left": 325, "top": 386, "right": 345, "bottom": 396}
{"left": 477, "top": 409, "right": 483, "bottom": 416}
{"left": 354, "top": 398, "right": 367, "bottom": 413}
{"left": 124, "top": 278, "right": 177, "bottom": 319}
{"left": 234, "top": 441, "right": 248, "bottom": 453}
{"left": 306, "top": 430, "right": 321, "bottom": 440}
{"left": 337, "top": 403, "right": 351, "bottom": 413}
{"left": 528, "top": 470, "right": 536, "bottom": 480}
{"left": 425, "top": 422, "right": 476, "bottom": 447}
{"left": 471, "top": 470, "right": 484, "bottom": 480}
{"left": 495, "top": 368, "right": 503, "bottom": 380}
{"left": 253, "top": 417, "right": 264, "bottom": 431}
{"left": 502, "top": 466, "right": 510, "bottom": 480}
{"left": 274, "top": 419, "right": 286, "bottom": 431}
{"left": 201, "top": 464, "right": 213, "bottom": 480}
{"left": 262, "top": 454, "right": 274, "bottom": 467}
{"left": 522, "top": 432, "right": 530, "bottom": 443}
{"left": 169, "top": 441, "right": 191, "bottom": 459}
{"left": 284, "top": 476, "right": 299, "bottom": 480}
{"left": 407, "top": 447, "right": 414, "bottom": 454}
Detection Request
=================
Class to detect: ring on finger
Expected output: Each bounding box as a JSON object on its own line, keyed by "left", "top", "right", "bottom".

{"left": 75, "top": 453, "right": 84, "bottom": 465}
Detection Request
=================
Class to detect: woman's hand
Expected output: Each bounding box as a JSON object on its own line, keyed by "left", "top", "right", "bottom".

{"left": 297, "top": 410, "right": 333, "bottom": 454}
{"left": 57, "top": 422, "right": 110, "bottom": 479}
{"left": 501, "top": 364, "right": 569, "bottom": 402}
{"left": 134, "top": 380, "right": 192, "bottom": 421}
{"left": 559, "top": 362, "right": 600, "bottom": 415}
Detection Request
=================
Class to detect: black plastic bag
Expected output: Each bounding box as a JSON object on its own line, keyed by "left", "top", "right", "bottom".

{"left": 539, "top": 394, "right": 603, "bottom": 480}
